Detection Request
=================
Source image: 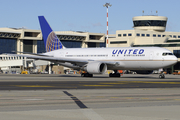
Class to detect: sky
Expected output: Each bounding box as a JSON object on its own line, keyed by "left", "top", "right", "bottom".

{"left": 0, "top": 0, "right": 180, "bottom": 34}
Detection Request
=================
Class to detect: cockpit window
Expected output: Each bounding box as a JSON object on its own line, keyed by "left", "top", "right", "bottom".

{"left": 162, "top": 53, "right": 173, "bottom": 56}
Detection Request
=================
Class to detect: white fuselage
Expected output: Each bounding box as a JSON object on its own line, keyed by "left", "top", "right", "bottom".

{"left": 45, "top": 47, "right": 177, "bottom": 70}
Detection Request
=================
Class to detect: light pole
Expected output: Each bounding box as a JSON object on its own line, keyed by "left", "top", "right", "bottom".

{"left": 103, "top": 3, "right": 112, "bottom": 47}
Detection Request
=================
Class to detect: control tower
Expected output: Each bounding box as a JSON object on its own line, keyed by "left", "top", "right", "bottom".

{"left": 133, "top": 16, "right": 168, "bottom": 32}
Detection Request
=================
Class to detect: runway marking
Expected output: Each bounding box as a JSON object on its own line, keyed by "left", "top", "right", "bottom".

{"left": 22, "top": 99, "right": 44, "bottom": 101}
{"left": 100, "top": 81, "right": 180, "bottom": 85}
{"left": 12, "top": 85, "right": 54, "bottom": 87}
{"left": 63, "top": 91, "right": 88, "bottom": 109}
{"left": 134, "top": 81, "right": 180, "bottom": 84}
{"left": 125, "top": 97, "right": 133, "bottom": 99}
{"left": 10, "top": 85, "right": 75, "bottom": 89}
{"left": 174, "top": 99, "right": 180, "bottom": 101}
{"left": 100, "top": 82, "right": 128, "bottom": 84}
{"left": 97, "top": 96, "right": 105, "bottom": 98}
{"left": 82, "top": 85, "right": 113, "bottom": 87}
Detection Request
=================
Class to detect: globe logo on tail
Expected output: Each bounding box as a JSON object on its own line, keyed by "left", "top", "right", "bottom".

{"left": 46, "top": 31, "right": 63, "bottom": 52}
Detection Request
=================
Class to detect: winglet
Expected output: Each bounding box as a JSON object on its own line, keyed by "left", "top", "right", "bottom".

{"left": 38, "top": 16, "right": 65, "bottom": 52}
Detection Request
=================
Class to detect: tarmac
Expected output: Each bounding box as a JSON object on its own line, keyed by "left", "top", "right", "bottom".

{"left": 0, "top": 74, "right": 180, "bottom": 120}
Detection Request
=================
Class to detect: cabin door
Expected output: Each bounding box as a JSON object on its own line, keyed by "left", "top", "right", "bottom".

{"left": 150, "top": 51, "right": 154, "bottom": 60}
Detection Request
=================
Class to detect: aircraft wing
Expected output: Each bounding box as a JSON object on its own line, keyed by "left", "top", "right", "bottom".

{"left": 7, "top": 54, "right": 88, "bottom": 66}
{"left": 7, "top": 54, "right": 119, "bottom": 67}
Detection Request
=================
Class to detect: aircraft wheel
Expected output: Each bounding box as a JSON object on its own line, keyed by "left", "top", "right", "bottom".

{"left": 159, "top": 74, "right": 165, "bottom": 79}
{"left": 109, "top": 73, "right": 121, "bottom": 77}
{"left": 109, "top": 73, "right": 112, "bottom": 77}
{"left": 81, "top": 73, "right": 85, "bottom": 77}
{"left": 162, "top": 74, "right": 165, "bottom": 78}
{"left": 89, "top": 74, "right": 93, "bottom": 77}
{"left": 81, "top": 73, "right": 93, "bottom": 77}
{"left": 118, "top": 73, "right": 121, "bottom": 77}
{"left": 86, "top": 73, "right": 93, "bottom": 77}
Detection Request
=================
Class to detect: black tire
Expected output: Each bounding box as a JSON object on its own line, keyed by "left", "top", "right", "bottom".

{"left": 159, "top": 74, "right": 165, "bottom": 79}
{"left": 109, "top": 73, "right": 121, "bottom": 77}
{"left": 89, "top": 74, "right": 93, "bottom": 77}
{"left": 162, "top": 74, "right": 165, "bottom": 79}
{"left": 109, "top": 73, "right": 112, "bottom": 77}
{"left": 81, "top": 73, "right": 84, "bottom": 77}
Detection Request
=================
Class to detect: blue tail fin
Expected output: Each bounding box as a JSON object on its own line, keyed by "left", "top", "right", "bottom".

{"left": 38, "top": 16, "right": 65, "bottom": 52}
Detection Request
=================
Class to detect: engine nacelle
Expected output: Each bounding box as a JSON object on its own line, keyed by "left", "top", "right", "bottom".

{"left": 133, "top": 70, "right": 153, "bottom": 74}
{"left": 84, "top": 62, "right": 107, "bottom": 74}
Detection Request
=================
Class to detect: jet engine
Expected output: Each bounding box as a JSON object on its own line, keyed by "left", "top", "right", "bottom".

{"left": 83, "top": 62, "right": 107, "bottom": 74}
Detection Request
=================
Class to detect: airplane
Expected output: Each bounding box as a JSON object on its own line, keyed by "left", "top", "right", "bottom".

{"left": 8, "top": 16, "right": 178, "bottom": 79}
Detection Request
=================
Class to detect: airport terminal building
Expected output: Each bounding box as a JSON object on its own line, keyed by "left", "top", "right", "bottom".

{"left": 108, "top": 15, "right": 180, "bottom": 73}
{"left": 0, "top": 15, "right": 180, "bottom": 74}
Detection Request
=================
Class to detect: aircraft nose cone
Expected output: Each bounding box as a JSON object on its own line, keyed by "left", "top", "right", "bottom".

{"left": 173, "top": 55, "right": 178, "bottom": 64}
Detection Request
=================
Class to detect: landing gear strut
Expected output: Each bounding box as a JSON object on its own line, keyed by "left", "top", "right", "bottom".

{"left": 109, "top": 70, "right": 121, "bottom": 77}
{"left": 159, "top": 74, "right": 165, "bottom": 79}
{"left": 81, "top": 73, "right": 93, "bottom": 77}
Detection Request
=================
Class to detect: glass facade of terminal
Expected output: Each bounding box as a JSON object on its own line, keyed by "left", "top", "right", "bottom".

{"left": 99, "top": 42, "right": 106, "bottom": 47}
{"left": 37, "top": 39, "right": 105, "bottom": 53}
{"left": 133, "top": 44, "right": 180, "bottom": 47}
{"left": 37, "top": 40, "right": 82, "bottom": 53}
{"left": 37, "top": 40, "right": 46, "bottom": 53}
{"left": 61, "top": 40, "right": 82, "bottom": 48}
{"left": 0, "top": 38, "right": 16, "bottom": 54}
{"left": 23, "top": 40, "right": 33, "bottom": 53}
{"left": 88, "top": 42, "right": 96, "bottom": 48}
{"left": 173, "top": 50, "right": 180, "bottom": 58}
{"left": 133, "top": 20, "right": 167, "bottom": 27}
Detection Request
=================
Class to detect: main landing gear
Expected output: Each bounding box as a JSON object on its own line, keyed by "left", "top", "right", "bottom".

{"left": 109, "top": 70, "right": 121, "bottom": 77}
{"left": 159, "top": 74, "right": 165, "bottom": 79}
{"left": 81, "top": 73, "right": 93, "bottom": 77}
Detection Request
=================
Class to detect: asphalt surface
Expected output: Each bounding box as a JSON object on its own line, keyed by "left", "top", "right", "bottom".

{"left": 0, "top": 74, "right": 180, "bottom": 120}
{"left": 0, "top": 74, "right": 180, "bottom": 90}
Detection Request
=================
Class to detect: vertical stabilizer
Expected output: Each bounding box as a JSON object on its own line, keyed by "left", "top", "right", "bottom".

{"left": 38, "top": 16, "right": 65, "bottom": 52}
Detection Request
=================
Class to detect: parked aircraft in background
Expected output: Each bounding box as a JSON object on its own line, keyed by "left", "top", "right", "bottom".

{"left": 8, "top": 16, "right": 178, "bottom": 78}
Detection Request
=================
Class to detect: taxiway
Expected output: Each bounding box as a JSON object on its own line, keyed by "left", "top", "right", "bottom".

{"left": 0, "top": 74, "right": 180, "bottom": 120}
